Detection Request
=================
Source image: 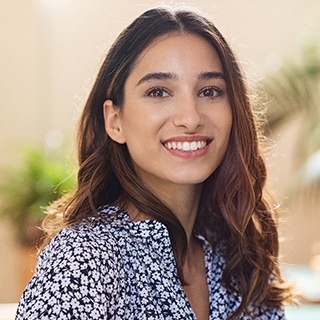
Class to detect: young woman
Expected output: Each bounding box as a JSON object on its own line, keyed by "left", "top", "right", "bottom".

{"left": 16, "top": 6, "right": 293, "bottom": 320}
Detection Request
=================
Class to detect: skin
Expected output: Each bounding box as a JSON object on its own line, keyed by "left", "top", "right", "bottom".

{"left": 104, "top": 33, "right": 232, "bottom": 319}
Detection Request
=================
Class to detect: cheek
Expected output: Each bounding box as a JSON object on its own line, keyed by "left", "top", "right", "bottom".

{"left": 120, "top": 111, "right": 143, "bottom": 140}
{"left": 211, "top": 105, "right": 233, "bottom": 138}
{"left": 225, "top": 114, "right": 233, "bottom": 140}
{"left": 122, "top": 108, "right": 167, "bottom": 141}
{"left": 222, "top": 112, "right": 233, "bottom": 154}
{"left": 212, "top": 109, "right": 233, "bottom": 159}
{"left": 120, "top": 117, "right": 156, "bottom": 158}
{"left": 223, "top": 104, "right": 233, "bottom": 134}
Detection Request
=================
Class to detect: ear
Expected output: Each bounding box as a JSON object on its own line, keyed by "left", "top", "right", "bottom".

{"left": 103, "top": 100, "right": 126, "bottom": 144}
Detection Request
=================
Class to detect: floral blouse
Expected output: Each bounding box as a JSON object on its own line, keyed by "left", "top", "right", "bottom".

{"left": 16, "top": 205, "right": 286, "bottom": 319}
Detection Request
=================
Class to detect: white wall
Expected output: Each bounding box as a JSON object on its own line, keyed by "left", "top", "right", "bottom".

{"left": 1, "top": 0, "right": 319, "bottom": 302}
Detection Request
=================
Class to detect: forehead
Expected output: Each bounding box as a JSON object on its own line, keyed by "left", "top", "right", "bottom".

{"left": 129, "top": 32, "right": 223, "bottom": 78}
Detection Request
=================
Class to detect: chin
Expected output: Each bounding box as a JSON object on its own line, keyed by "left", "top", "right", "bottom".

{"left": 170, "top": 174, "right": 212, "bottom": 186}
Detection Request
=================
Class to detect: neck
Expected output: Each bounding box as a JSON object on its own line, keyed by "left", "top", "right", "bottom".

{"left": 123, "top": 176, "right": 203, "bottom": 242}
{"left": 150, "top": 183, "right": 202, "bottom": 242}
{"left": 125, "top": 183, "right": 202, "bottom": 241}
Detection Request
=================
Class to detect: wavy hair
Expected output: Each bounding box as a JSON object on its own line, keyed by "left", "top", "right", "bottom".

{"left": 43, "top": 6, "right": 292, "bottom": 319}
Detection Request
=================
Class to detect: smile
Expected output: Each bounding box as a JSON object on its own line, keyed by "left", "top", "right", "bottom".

{"left": 164, "top": 140, "right": 209, "bottom": 151}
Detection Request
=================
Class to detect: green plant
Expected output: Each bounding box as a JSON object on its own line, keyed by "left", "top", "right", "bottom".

{"left": 262, "top": 39, "right": 320, "bottom": 192}
{"left": 0, "top": 144, "right": 76, "bottom": 246}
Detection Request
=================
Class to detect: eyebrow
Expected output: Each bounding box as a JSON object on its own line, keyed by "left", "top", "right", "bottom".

{"left": 136, "top": 70, "right": 225, "bottom": 86}
{"left": 136, "top": 72, "right": 177, "bottom": 86}
{"left": 198, "top": 71, "right": 225, "bottom": 81}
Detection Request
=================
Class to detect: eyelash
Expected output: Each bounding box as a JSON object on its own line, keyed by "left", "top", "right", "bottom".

{"left": 145, "top": 87, "right": 170, "bottom": 98}
{"left": 145, "top": 85, "right": 224, "bottom": 99}
{"left": 199, "top": 86, "right": 224, "bottom": 99}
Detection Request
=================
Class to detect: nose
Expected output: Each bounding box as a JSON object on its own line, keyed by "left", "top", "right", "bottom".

{"left": 172, "top": 96, "right": 203, "bottom": 132}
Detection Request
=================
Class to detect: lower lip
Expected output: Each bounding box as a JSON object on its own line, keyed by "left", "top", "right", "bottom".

{"left": 163, "top": 143, "right": 210, "bottom": 159}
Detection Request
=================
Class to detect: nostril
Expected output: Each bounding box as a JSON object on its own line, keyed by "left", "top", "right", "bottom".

{"left": 172, "top": 108, "right": 203, "bottom": 130}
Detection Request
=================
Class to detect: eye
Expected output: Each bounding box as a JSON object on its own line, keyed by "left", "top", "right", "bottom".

{"left": 146, "top": 87, "right": 170, "bottom": 99}
{"left": 199, "top": 86, "right": 223, "bottom": 99}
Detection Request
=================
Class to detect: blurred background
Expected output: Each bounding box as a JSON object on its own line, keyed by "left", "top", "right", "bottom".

{"left": 1, "top": 0, "right": 320, "bottom": 317}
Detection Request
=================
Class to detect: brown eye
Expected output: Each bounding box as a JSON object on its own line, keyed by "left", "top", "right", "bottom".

{"left": 199, "top": 86, "right": 222, "bottom": 99}
{"left": 146, "top": 87, "right": 170, "bottom": 98}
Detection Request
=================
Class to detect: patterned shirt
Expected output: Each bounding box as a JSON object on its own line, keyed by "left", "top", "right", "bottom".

{"left": 16, "top": 205, "right": 286, "bottom": 319}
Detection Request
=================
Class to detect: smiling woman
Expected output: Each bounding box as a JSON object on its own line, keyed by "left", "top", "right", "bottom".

{"left": 104, "top": 33, "right": 232, "bottom": 191}
{"left": 16, "top": 5, "right": 294, "bottom": 320}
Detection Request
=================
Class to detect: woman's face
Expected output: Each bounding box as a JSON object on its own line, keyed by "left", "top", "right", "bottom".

{"left": 105, "top": 33, "right": 232, "bottom": 193}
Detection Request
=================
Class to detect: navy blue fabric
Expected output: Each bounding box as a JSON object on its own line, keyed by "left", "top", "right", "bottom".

{"left": 16, "top": 205, "right": 286, "bottom": 319}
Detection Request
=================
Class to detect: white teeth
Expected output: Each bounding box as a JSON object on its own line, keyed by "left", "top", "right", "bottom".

{"left": 190, "top": 141, "right": 197, "bottom": 151}
{"left": 182, "top": 142, "right": 190, "bottom": 151}
{"left": 164, "top": 140, "right": 207, "bottom": 151}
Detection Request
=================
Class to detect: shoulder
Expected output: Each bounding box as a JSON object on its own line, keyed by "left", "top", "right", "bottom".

{"left": 201, "top": 238, "right": 285, "bottom": 319}
{"left": 250, "top": 304, "right": 286, "bottom": 319}
{"left": 39, "top": 206, "right": 125, "bottom": 267}
{"left": 47, "top": 205, "right": 127, "bottom": 250}
{"left": 16, "top": 205, "right": 128, "bottom": 319}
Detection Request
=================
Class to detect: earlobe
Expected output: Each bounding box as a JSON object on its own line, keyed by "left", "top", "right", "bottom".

{"left": 103, "top": 100, "right": 126, "bottom": 144}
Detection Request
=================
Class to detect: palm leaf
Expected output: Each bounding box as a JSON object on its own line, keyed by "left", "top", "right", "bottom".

{"left": 261, "top": 41, "right": 320, "bottom": 191}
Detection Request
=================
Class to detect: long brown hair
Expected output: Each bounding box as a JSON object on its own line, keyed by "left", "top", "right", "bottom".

{"left": 43, "top": 6, "right": 292, "bottom": 319}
